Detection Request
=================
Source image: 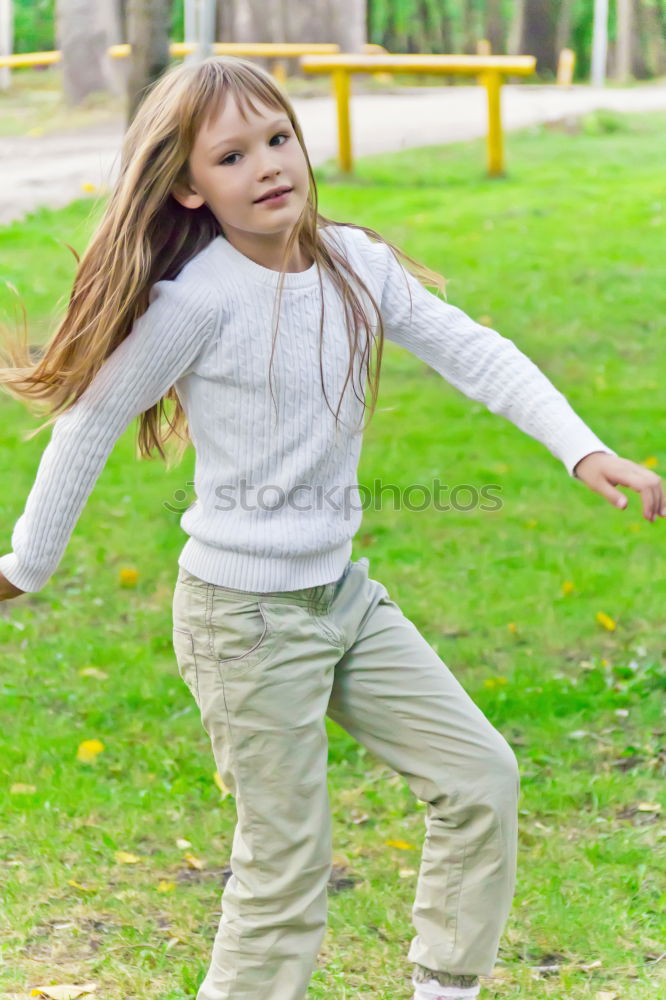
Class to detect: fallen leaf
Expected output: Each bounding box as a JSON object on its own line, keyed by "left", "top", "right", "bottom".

{"left": 183, "top": 851, "right": 205, "bottom": 870}
{"left": 30, "top": 984, "right": 96, "bottom": 1000}
{"left": 157, "top": 880, "right": 176, "bottom": 892}
{"left": 10, "top": 783, "right": 36, "bottom": 795}
{"left": 114, "top": 851, "right": 141, "bottom": 864}
{"left": 67, "top": 880, "right": 95, "bottom": 892}
{"left": 213, "top": 770, "right": 231, "bottom": 798}
{"left": 384, "top": 839, "right": 416, "bottom": 850}
{"left": 78, "top": 667, "right": 108, "bottom": 680}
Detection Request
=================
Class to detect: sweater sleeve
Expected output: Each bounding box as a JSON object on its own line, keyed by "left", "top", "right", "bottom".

{"left": 0, "top": 279, "right": 218, "bottom": 593}
{"left": 351, "top": 230, "right": 615, "bottom": 479}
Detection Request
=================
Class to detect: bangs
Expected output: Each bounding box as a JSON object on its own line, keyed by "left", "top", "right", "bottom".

{"left": 195, "top": 60, "right": 294, "bottom": 133}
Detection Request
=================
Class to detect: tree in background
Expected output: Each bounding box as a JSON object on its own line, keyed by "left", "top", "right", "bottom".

{"left": 10, "top": 0, "right": 666, "bottom": 85}
{"left": 126, "top": 0, "right": 171, "bottom": 124}
{"left": 54, "top": 0, "right": 124, "bottom": 103}
{"left": 366, "top": 0, "right": 666, "bottom": 81}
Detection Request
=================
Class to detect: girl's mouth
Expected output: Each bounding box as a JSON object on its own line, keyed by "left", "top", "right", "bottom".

{"left": 255, "top": 187, "right": 293, "bottom": 205}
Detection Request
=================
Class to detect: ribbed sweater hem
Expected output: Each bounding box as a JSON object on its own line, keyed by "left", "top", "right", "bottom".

{"left": 177, "top": 536, "right": 353, "bottom": 592}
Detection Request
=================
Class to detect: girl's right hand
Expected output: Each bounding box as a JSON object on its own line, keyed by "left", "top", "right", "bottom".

{"left": 0, "top": 571, "right": 25, "bottom": 601}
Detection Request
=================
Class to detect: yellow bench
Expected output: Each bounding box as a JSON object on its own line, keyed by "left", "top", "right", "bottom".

{"left": 299, "top": 53, "right": 537, "bottom": 177}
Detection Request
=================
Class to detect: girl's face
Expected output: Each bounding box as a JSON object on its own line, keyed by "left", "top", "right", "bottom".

{"left": 172, "top": 94, "right": 310, "bottom": 264}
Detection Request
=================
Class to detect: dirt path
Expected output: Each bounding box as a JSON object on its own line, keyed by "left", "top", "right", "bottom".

{"left": 2, "top": 82, "right": 666, "bottom": 226}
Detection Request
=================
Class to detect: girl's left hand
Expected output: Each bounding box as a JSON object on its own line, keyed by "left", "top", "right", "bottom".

{"left": 573, "top": 452, "right": 665, "bottom": 522}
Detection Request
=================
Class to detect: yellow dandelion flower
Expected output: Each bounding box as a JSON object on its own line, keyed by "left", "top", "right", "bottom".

{"left": 81, "top": 181, "right": 97, "bottom": 193}
{"left": 507, "top": 622, "right": 518, "bottom": 634}
{"left": 595, "top": 612, "right": 616, "bottom": 631}
{"left": 76, "top": 738, "right": 105, "bottom": 762}
{"left": 643, "top": 456, "right": 658, "bottom": 468}
{"left": 119, "top": 567, "right": 139, "bottom": 586}
{"left": 384, "top": 839, "right": 416, "bottom": 850}
{"left": 562, "top": 580, "right": 575, "bottom": 595}
{"left": 157, "top": 880, "right": 176, "bottom": 892}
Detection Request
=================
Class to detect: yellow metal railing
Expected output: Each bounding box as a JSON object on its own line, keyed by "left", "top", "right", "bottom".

{"left": 299, "top": 53, "right": 536, "bottom": 177}
{"left": 0, "top": 41, "right": 387, "bottom": 86}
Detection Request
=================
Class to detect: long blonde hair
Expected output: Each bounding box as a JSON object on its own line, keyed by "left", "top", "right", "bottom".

{"left": 0, "top": 56, "right": 447, "bottom": 469}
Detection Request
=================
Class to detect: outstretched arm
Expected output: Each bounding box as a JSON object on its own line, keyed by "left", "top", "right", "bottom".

{"left": 0, "top": 279, "right": 218, "bottom": 596}
{"left": 349, "top": 231, "right": 664, "bottom": 518}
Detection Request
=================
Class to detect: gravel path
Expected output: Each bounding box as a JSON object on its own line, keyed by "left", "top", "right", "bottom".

{"left": 1, "top": 82, "right": 666, "bottom": 226}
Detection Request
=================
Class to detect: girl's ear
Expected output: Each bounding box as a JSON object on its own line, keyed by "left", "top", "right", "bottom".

{"left": 171, "top": 181, "right": 206, "bottom": 210}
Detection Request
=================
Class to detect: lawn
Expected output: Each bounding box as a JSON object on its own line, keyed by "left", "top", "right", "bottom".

{"left": 0, "top": 109, "right": 665, "bottom": 1000}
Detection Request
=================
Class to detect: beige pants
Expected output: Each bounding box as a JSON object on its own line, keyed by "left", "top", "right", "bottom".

{"left": 172, "top": 556, "right": 520, "bottom": 1000}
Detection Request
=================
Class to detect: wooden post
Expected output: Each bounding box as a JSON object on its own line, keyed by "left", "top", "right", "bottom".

{"left": 481, "top": 70, "right": 503, "bottom": 177}
{"left": 272, "top": 59, "right": 287, "bottom": 86}
{"left": 557, "top": 48, "right": 576, "bottom": 86}
{"left": 333, "top": 68, "right": 352, "bottom": 173}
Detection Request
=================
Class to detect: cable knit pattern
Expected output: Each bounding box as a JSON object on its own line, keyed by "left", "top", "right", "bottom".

{"left": 0, "top": 225, "right": 614, "bottom": 593}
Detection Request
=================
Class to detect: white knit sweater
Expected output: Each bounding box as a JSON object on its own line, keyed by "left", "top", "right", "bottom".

{"left": 0, "top": 225, "right": 614, "bottom": 593}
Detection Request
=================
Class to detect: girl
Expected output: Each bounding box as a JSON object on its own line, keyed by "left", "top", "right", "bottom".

{"left": 0, "top": 56, "right": 663, "bottom": 1000}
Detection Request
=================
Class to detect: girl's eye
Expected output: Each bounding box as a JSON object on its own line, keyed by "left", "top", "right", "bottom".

{"left": 219, "top": 132, "right": 289, "bottom": 166}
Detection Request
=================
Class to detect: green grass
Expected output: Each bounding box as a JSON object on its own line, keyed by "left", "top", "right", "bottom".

{"left": 1, "top": 110, "right": 665, "bottom": 999}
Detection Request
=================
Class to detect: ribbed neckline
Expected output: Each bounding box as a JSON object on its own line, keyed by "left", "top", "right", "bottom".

{"left": 213, "top": 233, "right": 322, "bottom": 288}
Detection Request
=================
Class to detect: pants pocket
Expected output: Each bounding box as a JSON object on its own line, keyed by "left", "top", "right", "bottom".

{"left": 206, "top": 596, "right": 274, "bottom": 671}
{"left": 172, "top": 627, "right": 201, "bottom": 706}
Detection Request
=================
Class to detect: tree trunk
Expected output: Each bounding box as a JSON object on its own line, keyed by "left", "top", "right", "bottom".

{"left": 555, "top": 0, "right": 575, "bottom": 54}
{"left": 99, "top": 0, "right": 127, "bottom": 97}
{"left": 230, "top": 0, "right": 366, "bottom": 77}
{"left": 56, "top": 0, "right": 122, "bottom": 105}
{"left": 507, "top": 0, "right": 526, "bottom": 55}
{"left": 615, "top": 0, "right": 632, "bottom": 80}
{"left": 485, "top": 0, "right": 504, "bottom": 53}
{"left": 216, "top": 0, "right": 235, "bottom": 41}
{"left": 0, "top": 0, "right": 12, "bottom": 92}
{"left": 643, "top": 0, "right": 666, "bottom": 75}
{"left": 126, "top": 0, "right": 171, "bottom": 125}
{"left": 631, "top": 0, "right": 651, "bottom": 79}
{"left": 520, "top": 0, "right": 559, "bottom": 76}
{"left": 462, "top": 0, "right": 477, "bottom": 55}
